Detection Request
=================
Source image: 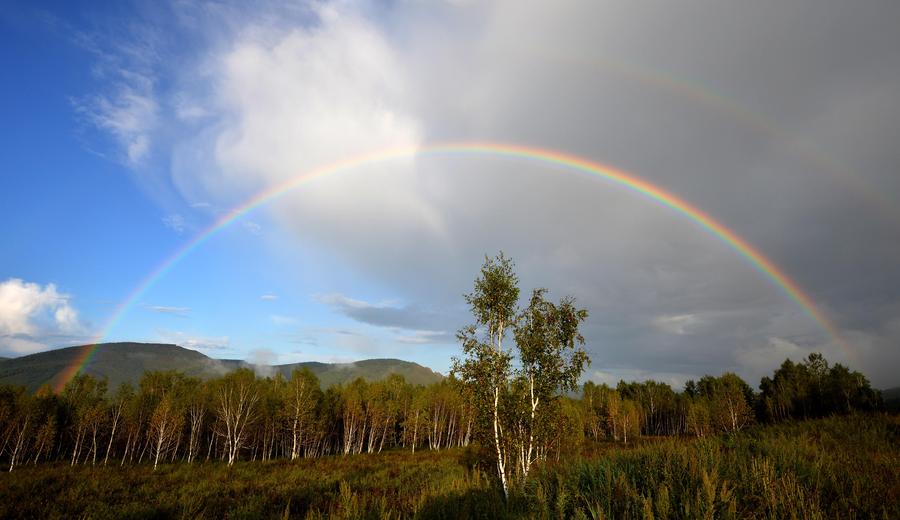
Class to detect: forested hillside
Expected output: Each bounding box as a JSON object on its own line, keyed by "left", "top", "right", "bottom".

{"left": 0, "top": 342, "right": 442, "bottom": 392}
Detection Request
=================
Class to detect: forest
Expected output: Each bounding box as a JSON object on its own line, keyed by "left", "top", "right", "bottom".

{"left": 0, "top": 349, "right": 883, "bottom": 471}
{"left": 0, "top": 255, "right": 893, "bottom": 518}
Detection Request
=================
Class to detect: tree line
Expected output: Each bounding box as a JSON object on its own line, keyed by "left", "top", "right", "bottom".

{"left": 0, "top": 255, "right": 882, "bottom": 478}
{"left": 0, "top": 347, "right": 880, "bottom": 474}
{"left": 0, "top": 369, "right": 475, "bottom": 472}
{"left": 582, "top": 351, "right": 880, "bottom": 444}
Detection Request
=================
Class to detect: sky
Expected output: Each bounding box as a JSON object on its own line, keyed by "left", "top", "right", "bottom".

{"left": 1, "top": 0, "right": 899, "bottom": 389}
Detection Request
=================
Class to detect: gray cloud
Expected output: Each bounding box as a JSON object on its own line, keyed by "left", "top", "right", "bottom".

{"left": 394, "top": 330, "right": 455, "bottom": 345}
{"left": 316, "top": 293, "right": 457, "bottom": 345}
{"left": 83, "top": 0, "right": 900, "bottom": 387}
{"left": 315, "top": 293, "right": 451, "bottom": 331}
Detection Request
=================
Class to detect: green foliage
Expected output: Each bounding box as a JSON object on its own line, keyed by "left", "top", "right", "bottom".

{"left": 758, "top": 353, "right": 881, "bottom": 421}
{"left": 516, "top": 288, "right": 590, "bottom": 400}
{"left": 453, "top": 253, "right": 591, "bottom": 496}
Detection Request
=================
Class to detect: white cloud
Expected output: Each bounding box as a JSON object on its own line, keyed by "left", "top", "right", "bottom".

{"left": 166, "top": 3, "right": 447, "bottom": 259}
{"left": 2, "top": 337, "right": 51, "bottom": 356}
{"left": 653, "top": 314, "right": 702, "bottom": 335}
{"left": 280, "top": 351, "right": 357, "bottom": 364}
{"left": 212, "top": 5, "right": 420, "bottom": 180}
{"left": 0, "top": 278, "right": 83, "bottom": 355}
{"left": 146, "top": 305, "right": 191, "bottom": 316}
{"left": 72, "top": 21, "right": 161, "bottom": 166}
{"left": 394, "top": 329, "right": 452, "bottom": 345}
{"left": 270, "top": 314, "right": 297, "bottom": 325}
{"left": 75, "top": 85, "right": 157, "bottom": 165}
{"left": 162, "top": 214, "right": 187, "bottom": 233}
{"left": 174, "top": 94, "right": 211, "bottom": 121}
{"left": 260, "top": 293, "right": 278, "bottom": 301}
{"left": 242, "top": 221, "right": 262, "bottom": 235}
{"left": 156, "top": 329, "right": 230, "bottom": 353}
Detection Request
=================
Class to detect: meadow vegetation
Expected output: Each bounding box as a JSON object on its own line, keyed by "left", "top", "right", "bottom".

{"left": 0, "top": 414, "right": 896, "bottom": 518}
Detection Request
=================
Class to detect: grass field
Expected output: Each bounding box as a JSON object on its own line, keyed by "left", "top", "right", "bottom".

{"left": 1, "top": 414, "right": 897, "bottom": 519}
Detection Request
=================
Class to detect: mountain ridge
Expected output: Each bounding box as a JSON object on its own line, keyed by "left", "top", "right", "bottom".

{"left": 0, "top": 342, "right": 443, "bottom": 392}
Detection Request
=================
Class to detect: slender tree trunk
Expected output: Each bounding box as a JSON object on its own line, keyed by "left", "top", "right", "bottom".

{"left": 104, "top": 409, "right": 121, "bottom": 465}
{"left": 91, "top": 427, "right": 98, "bottom": 465}
{"left": 411, "top": 410, "right": 418, "bottom": 453}
{"left": 9, "top": 417, "right": 29, "bottom": 472}
{"left": 493, "top": 386, "right": 508, "bottom": 499}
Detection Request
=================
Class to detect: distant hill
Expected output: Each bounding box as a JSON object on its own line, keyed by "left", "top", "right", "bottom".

{"left": 272, "top": 358, "right": 445, "bottom": 388}
{"left": 883, "top": 386, "right": 900, "bottom": 412}
{"left": 0, "top": 342, "right": 443, "bottom": 392}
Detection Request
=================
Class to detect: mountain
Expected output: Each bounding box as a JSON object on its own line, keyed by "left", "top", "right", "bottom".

{"left": 0, "top": 342, "right": 443, "bottom": 392}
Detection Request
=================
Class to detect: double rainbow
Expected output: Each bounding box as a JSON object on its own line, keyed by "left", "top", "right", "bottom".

{"left": 51, "top": 142, "right": 849, "bottom": 392}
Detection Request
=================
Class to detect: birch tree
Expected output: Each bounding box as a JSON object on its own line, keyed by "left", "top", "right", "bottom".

{"left": 149, "top": 395, "right": 182, "bottom": 470}
{"left": 452, "top": 253, "right": 518, "bottom": 498}
{"left": 286, "top": 368, "right": 320, "bottom": 460}
{"left": 5, "top": 389, "right": 32, "bottom": 471}
{"left": 185, "top": 380, "right": 208, "bottom": 464}
{"left": 514, "top": 288, "right": 588, "bottom": 478}
{"left": 104, "top": 383, "right": 132, "bottom": 465}
{"left": 62, "top": 374, "right": 106, "bottom": 466}
{"left": 214, "top": 369, "right": 259, "bottom": 466}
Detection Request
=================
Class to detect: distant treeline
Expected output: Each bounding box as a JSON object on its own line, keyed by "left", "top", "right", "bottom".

{"left": 584, "top": 353, "right": 881, "bottom": 442}
{"left": 0, "top": 351, "right": 879, "bottom": 472}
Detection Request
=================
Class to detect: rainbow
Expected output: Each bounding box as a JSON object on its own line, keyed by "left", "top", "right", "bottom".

{"left": 534, "top": 48, "right": 900, "bottom": 225}
{"left": 51, "top": 142, "right": 851, "bottom": 392}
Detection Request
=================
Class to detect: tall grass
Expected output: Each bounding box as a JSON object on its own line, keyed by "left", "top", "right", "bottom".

{"left": 526, "top": 413, "right": 899, "bottom": 519}
{"left": 0, "top": 414, "right": 896, "bottom": 519}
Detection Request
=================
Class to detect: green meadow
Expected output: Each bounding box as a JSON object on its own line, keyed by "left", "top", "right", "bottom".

{"left": 2, "top": 414, "right": 896, "bottom": 519}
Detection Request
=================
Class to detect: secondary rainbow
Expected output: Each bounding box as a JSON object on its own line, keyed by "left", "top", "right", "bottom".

{"left": 51, "top": 142, "right": 851, "bottom": 392}
{"left": 539, "top": 49, "right": 900, "bottom": 225}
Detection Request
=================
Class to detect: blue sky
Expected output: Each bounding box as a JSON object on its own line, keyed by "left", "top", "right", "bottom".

{"left": 2, "top": 1, "right": 899, "bottom": 388}
{"left": 0, "top": 1, "right": 460, "bottom": 370}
